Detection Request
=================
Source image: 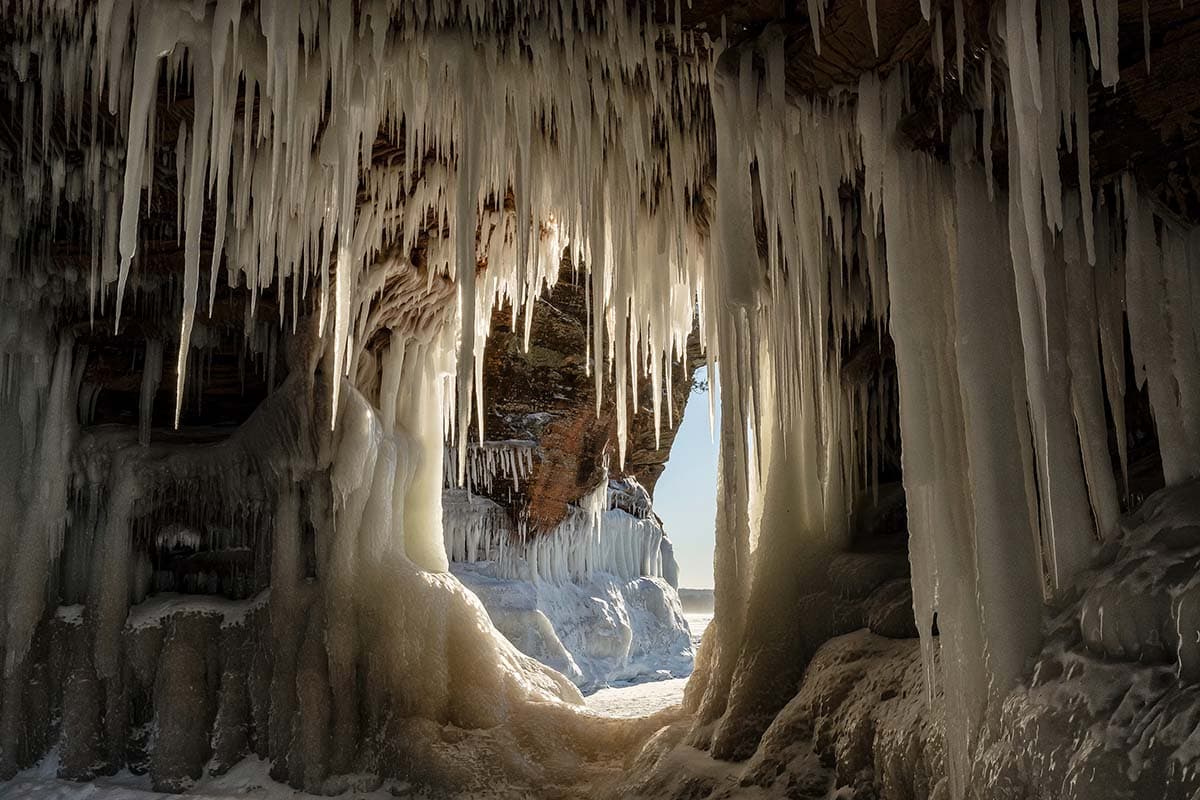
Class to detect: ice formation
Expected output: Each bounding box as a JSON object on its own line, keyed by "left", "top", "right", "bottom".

{"left": 442, "top": 440, "right": 536, "bottom": 496}
{"left": 443, "top": 474, "right": 692, "bottom": 689}
{"left": 1, "top": 0, "right": 713, "bottom": 791}
{"left": 444, "top": 477, "right": 671, "bottom": 584}
{"left": 681, "top": 1, "right": 1200, "bottom": 794}
{"left": 1, "top": 0, "right": 1200, "bottom": 797}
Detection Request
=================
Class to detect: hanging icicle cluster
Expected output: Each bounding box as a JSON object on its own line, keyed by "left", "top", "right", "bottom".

{"left": 683, "top": 1, "right": 1200, "bottom": 795}
{"left": 0, "top": 0, "right": 716, "bottom": 474}
{"left": 443, "top": 476, "right": 669, "bottom": 584}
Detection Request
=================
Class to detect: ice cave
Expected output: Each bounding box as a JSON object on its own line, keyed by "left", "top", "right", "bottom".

{"left": 2, "top": 0, "right": 1200, "bottom": 797}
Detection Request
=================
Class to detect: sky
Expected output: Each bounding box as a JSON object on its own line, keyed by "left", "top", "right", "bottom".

{"left": 652, "top": 367, "right": 719, "bottom": 590}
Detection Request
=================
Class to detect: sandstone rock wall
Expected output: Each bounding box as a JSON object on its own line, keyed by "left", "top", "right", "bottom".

{"left": 477, "top": 278, "right": 705, "bottom": 531}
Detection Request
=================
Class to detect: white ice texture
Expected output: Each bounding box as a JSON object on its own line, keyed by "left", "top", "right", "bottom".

{"left": 1, "top": 1, "right": 1199, "bottom": 798}
{"left": 445, "top": 474, "right": 693, "bottom": 690}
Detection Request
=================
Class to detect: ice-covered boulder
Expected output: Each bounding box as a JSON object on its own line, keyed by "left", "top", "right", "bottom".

{"left": 444, "top": 477, "right": 694, "bottom": 690}
{"left": 455, "top": 563, "right": 693, "bottom": 691}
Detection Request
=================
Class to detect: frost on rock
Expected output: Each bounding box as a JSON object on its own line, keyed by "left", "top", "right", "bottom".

{"left": 626, "top": 483, "right": 1200, "bottom": 800}
{"left": 968, "top": 480, "right": 1200, "bottom": 800}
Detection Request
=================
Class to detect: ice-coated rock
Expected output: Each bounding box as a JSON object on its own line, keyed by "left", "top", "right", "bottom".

{"left": 456, "top": 562, "right": 693, "bottom": 691}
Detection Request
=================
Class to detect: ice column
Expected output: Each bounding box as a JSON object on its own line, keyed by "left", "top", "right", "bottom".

{"left": 950, "top": 127, "right": 1046, "bottom": 715}
{"left": 880, "top": 139, "right": 986, "bottom": 800}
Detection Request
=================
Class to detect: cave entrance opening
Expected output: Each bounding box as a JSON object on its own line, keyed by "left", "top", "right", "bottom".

{"left": 584, "top": 366, "right": 718, "bottom": 717}
{"left": 652, "top": 366, "right": 718, "bottom": 636}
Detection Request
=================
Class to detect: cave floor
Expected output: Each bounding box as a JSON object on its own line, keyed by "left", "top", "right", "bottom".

{"left": 0, "top": 758, "right": 414, "bottom": 800}
{"left": 585, "top": 676, "right": 689, "bottom": 718}
{"left": 584, "top": 611, "right": 709, "bottom": 718}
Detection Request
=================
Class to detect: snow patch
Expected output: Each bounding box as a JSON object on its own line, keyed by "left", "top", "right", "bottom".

{"left": 124, "top": 591, "right": 268, "bottom": 631}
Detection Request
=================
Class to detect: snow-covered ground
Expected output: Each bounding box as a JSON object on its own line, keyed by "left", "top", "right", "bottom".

{"left": 586, "top": 612, "right": 711, "bottom": 718}
{"left": 0, "top": 614, "right": 714, "bottom": 798}
{"left": 0, "top": 757, "right": 410, "bottom": 800}
{"left": 586, "top": 676, "right": 690, "bottom": 718}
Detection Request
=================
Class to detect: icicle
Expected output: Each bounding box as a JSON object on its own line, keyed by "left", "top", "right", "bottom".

{"left": 806, "top": 0, "right": 824, "bottom": 54}
{"left": 174, "top": 50, "right": 214, "bottom": 429}
{"left": 1080, "top": 0, "right": 1101, "bottom": 70}
{"left": 1003, "top": 1, "right": 1050, "bottom": 364}
{"left": 454, "top": 41, "right": 482, "bottom": 484}
{"left": 1097, "top": 0, "right": 1120, "bottom": 87}
{"left": 953, "top": 0, "right": 964, "bottom": 82}
{"left": 983, "top": 51, "right": 995, "bottom": 200}
{"left": 4, "top": 334, "right": 75, "bottom": 676}
{"left": 1018, "top": 0, "right": 1042, "bottom": 110}
{"left": 866, "top": 0, "right": 879, "bottom": 54}
{"left": 1073, "top": 47, "right": 1096, "bottom": 265}
{"left": 1142, "top": 0, "right": 1151, "bottom": 73}
{"left": 881, "top": 128, "right": 984, "bottom": 800}
{"left": 949, "top": 123, "right": 1044, "bottom": 719}
{"left": 1123, "top": 177, "right": 1200, "bottom": 485}
{"left": 1063, "top": 196, "right": 1120, "bottom": 537}
{"left": 1008, "top": 135, "right": 1097, "bottom": 594}
{"left": 139, "top": 338, "right": 163, "bottom": 446}
{"left": 932, "top": 9, "right": 945, "bottom": 88}
{"left": 115, "top": 8, "right": 193, "bottom": 331}
{"left": 1093, "top": 203, "right": 1129, "bottom": 495}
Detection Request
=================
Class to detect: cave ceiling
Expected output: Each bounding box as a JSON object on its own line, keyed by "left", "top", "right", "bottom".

{"left": 1, "top": 0, "right": 1198, "bottom": 525}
